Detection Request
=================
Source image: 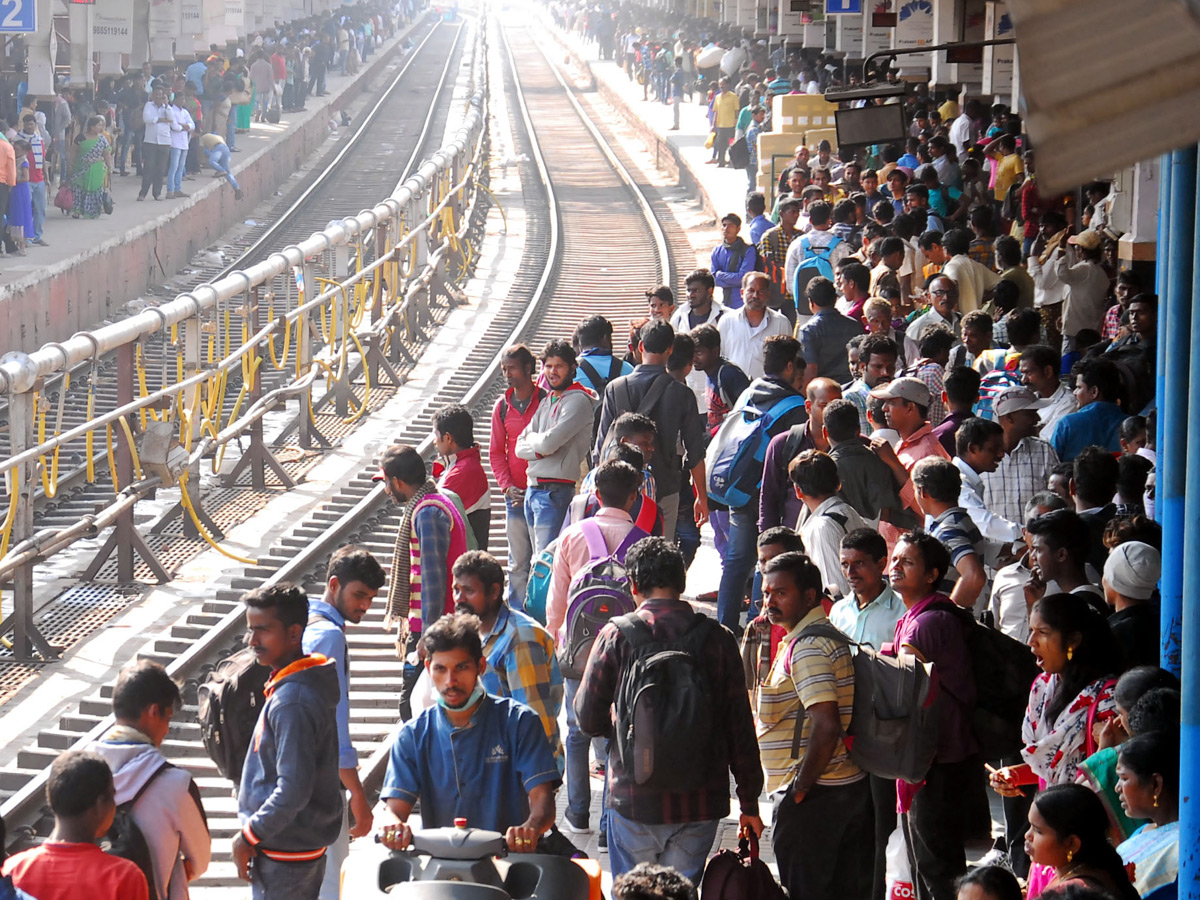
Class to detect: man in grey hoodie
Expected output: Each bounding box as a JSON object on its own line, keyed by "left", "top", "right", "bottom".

{"left": 90, "top": 660, "right": 211, "bottom": 900}
{"left": 515, "top": 340, "right": 597, "bottom": 557}
{"left": 233, "top": 583, "right": 343, "bottom": 900}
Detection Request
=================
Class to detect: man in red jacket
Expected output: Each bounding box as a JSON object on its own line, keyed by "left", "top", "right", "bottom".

{"left": 489, "top": 345, "right": 546, "bottom": 606}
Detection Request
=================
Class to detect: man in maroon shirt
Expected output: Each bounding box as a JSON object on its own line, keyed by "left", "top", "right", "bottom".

{"left": 489, "top": 345, "right": 545, "bottom": 605}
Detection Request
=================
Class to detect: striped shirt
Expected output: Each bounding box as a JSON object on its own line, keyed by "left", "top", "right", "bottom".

{"left": 756, "top": 608, "right": 862, "bottom": 792}
{"left": 928, "top": 506, "right": 985, "bottom": 595}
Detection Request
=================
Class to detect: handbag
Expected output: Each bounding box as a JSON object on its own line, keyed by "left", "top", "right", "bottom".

{"left": 229, "top": 90, "right": 252, "bottom": 105}
{"left": 54, "top": 183, "right": 73, "bottom": 212}
{"left": 705, "top": 131, "right": 715, "bottom": 149}
{"left": 101, "top": 189, "right": 114, "bottom": 215}
{"left": 700, "top": 827, "right": 785, "bottom": 899}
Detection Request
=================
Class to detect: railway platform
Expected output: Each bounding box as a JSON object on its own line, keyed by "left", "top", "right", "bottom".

{"left": 0, "top": 12, "right": 431, "bottom": 355}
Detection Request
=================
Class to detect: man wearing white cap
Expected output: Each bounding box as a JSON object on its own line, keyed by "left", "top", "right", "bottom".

{"left": 1053, "top": 229, "right": 1109, "bottom": 354}
{"left": 1103, "top": 541, "right": 1161, "bottom": 668}
{"left": 868, "top": 376, "right": 950, "bottom": 556}
{"left": 982, "top": 386, "right": 1061, "bottom": 527}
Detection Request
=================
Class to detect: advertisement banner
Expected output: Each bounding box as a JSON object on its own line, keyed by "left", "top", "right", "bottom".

{"left": 180, "top": 0, "right": 201, "bottom": 33}
{"left": 835, "top": 12, "right": 863, "bottom": 56}
{"left": 778, "top": 0, "right": 807, "bottom": 35}
{"left": 893, "top": 0, "right": 932, "bottom": 49}
{"left": 93, "top": 6, "right": 133, "bottom": 52}
{"left": 983, "top": 0, "right": 1014, "bottom": 96}
{"left": 862, "top": 1, "right": 891, "bottom": 58}
{"left": 148, "top": 0, "right": 178, "bottom": 38}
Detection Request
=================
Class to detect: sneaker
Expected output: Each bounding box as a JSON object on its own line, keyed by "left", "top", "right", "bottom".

{"left": 175, "top": 191, "right": 189, "bottom": 198}
{"left": 32, "top": 239, "right": 48, "bottom": 247}
{"left": 589, "top": 760, "right": 606, "bottom": 778}
{"left": 136, "top": 193, "right": 146, "bottom": 201}
{"left": 976, "top": 848, "right": 1011, "bottom": 868}
{"left": 561, "top": 816, "right": 591, "bottom": 836}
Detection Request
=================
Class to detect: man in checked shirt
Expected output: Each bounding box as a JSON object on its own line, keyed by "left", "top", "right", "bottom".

{"left": 451, "top": 550, "right": 563, "bottom": 768}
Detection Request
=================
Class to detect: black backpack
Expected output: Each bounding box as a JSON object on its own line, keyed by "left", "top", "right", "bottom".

{"left": 197, "top": 647, "right": 271, "bottom": 783}
{"left": 612, "top": 612, "right": 715, "bottom": 791}
{"left": 931, "top": 601, "right": 1041, "bottom": 759}
{"left": 101, "top": 763, "right": 171, "bottom": 900}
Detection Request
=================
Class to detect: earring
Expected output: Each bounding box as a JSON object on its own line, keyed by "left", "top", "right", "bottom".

{"left": 1154, "top": 793, "right": 1159, "bottom": 808}
{"left": 1067, "top": 647, "right": 1074, "bottom": 661}
{"left": 1067, "top": 850, "right": 1074, "bottom": 864}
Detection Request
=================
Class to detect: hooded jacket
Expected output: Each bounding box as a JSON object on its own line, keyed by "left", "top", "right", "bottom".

{"left": 514, "top": 381, "right": 597, "bottom": 484}
{"left": 238, "top": 655, "right": 343, "bottom": 857}
{"left": 89, "top": 731, "right": 210, "bottom": 900}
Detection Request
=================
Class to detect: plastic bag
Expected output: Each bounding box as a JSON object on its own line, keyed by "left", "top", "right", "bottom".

{"left": 705, "top": 132, "right": 715, "bottom": 150}
{"left": 885, "top": 827, "right": 914, "bottom": 900}
{"left": 412, "top": 665, "right": 436, "bottom": 714}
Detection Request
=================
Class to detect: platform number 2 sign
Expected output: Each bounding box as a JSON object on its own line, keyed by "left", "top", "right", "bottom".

{"left": 0, "top": 0, "right": 36, "bottom": 34}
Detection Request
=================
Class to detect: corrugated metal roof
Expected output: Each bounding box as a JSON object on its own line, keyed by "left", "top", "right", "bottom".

{"left": 1007, "top": 0, "right": 1200, "bottom": 192}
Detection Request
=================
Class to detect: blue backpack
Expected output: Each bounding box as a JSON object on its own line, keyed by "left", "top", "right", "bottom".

{"left": 791, "top": 234, "right": 843, "bottom": 311}
{"left": 524, "top": 541, "right": 556, "bottom": 625}
{"left": 706, "top": 391, "right": 807, "bottom": 509}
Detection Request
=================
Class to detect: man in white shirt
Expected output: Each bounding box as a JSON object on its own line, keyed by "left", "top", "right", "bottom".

{"left": 1054, "top": 229, "right": 1111, "bottom": 353}
{"left": 717, "top": 272, "right": 791, "bottom": 380}
{"left": 139, "top": 85, "right": 173, "bottom": 202}
{"left": 940, "top": 228, "right": 999, "bottom": 314}
{"left": 904, "top": 274, "right": 962, "bottom": 366}
{"left": 948, "top": 99, "right": 981, "bottom": 160}
{"left": 166, "top": 95, "right": 194, "bottom": 200}
{"left": 1017, "top": 344, "right": 1077, "bottom": 440}
{"left": 670, "top": 268, "right": 726, "bottom": 411}
{"left": 952, "top": 417, "right": 1021, "bottom": 574}
{"left": 791, "top": 449, "right": 866, "bottom": 599}
{"left": 988, "top": 491, "right": 1067, "bottom": 641}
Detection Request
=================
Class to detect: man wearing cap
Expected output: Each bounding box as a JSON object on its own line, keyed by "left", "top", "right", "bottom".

{"left": 868, "top": 377, "right": 950, "bottom": 557}
{"left": 375, "top": 443, "right": 471, "bottom": 721}
{"left": 982, "top": 386, "right": 1061, "bottom": 528}
{"left": 1103, "top": 541, "right": 1161, "bottom": 669}
{"left": 1053, "top": 229, "right": 1109, "bottom": 354}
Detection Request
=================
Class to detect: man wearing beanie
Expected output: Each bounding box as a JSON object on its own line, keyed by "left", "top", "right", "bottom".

{"left": 1102, "top": 540, "right": 1161, "bottom": 668}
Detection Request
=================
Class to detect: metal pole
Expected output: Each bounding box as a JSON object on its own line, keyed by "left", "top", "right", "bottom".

{"left": 1181, "top": 144, "right": 1200, "bottom": 900}
{"left": 115, "top": 342, "right": 136, "bottom": 583}
{"left": 1159, "top": 147, "right": 1195, "bottom": 676}
{"left": 7, "top": 390, "right": 54, "bottom": 660}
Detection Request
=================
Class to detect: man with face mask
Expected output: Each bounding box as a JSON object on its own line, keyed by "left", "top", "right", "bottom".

{"left": 451, "top": 550, "right": 562, "bottom": 767}
{"left": 374, "top": 443, "right": 470, "bottom": 722}
{"left": 378, "top": 613, "right": 561, "bottom": 854}
{"left": 301, "top": 546, "right": 386, "bottom": 900}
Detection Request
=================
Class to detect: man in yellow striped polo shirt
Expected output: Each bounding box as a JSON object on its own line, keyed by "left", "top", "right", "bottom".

{"left": 756, "top": 552, "right": 873, "bottom": 900}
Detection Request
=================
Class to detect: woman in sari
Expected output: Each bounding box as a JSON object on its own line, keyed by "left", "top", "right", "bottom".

{"left": 71, "top": 116, "right": 112, "bottom": 219}
{"left": 1025, "top": 784, "right": 1139, "bottom": 900}
{"left": 1117, "top": 731, "right": 1180, "bottom": 899}
{"left": 989, "top": 593, "right": 1123, "bottom": 895}
{"left": 1076, "top": 666, "right": 1179, "bottom": 843}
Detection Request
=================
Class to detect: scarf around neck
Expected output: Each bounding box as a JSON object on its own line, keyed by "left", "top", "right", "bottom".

{"left": 385, "top": 478, "right": 437, "bottom": 629}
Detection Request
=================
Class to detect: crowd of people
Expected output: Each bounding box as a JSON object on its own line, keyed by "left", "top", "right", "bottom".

{"left": 0, "top": 5, "right": 1177, "bottom": 900}
{"left": 0, "top": 0, "right": 414, "bottom": 245}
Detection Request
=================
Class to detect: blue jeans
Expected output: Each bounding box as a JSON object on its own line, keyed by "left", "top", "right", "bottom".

{"left": 258, "top": 86, "right": 274, "bottom": 116}
{"left": 563, "top": 677, "right": 591, "bottom": 824}
{"left": 715, "top": 502, "right": 757, "bottom": 632}
{"left": 207, "top": 144, "right": 239, "bottom": 190}
{"left": 523, "top": 483, "right": 573, "bottom": 558}
{"left": 166, "top": 147, "right": 185, "bottom": 193}
{"left": 505, "top": 495, "right": 533, "bottom": 607}
{"left": 251, "top": 854, "right": 326, "bottom": 900}
{"left": 28, "top": 180, "right": 45, "bottom": 241}
{"left": 606, "top": 811, "right": 719, "bottom": 885}
{"left": 226, "top": 111, "right": 237, "bottom": 151}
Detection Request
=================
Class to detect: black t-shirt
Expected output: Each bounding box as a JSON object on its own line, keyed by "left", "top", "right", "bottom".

{"left": 1108, "top": 603, "right": 1160, "bottom": 669}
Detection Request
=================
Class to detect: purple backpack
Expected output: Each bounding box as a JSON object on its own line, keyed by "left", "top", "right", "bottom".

{"left": 557, "top": 519, "right": 647, "bottom": 680}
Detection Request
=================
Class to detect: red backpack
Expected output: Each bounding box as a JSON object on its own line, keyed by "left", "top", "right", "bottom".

{"left": 700, "top": 828, "right": 786, "bottom": 900}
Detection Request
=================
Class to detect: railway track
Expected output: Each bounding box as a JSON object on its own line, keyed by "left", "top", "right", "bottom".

{"left": 0, "top": 9, "right": 698, "bottom": 890}
{"left": 0, "top": 15, "right": 467, "bottom": 547}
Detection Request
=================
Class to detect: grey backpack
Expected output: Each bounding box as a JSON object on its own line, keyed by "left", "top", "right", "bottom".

{"left": 784, "top": 623, "right": 940, "bottom": 786}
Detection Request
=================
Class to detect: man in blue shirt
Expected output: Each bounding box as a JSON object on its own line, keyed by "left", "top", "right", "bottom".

{"left": 573, "top": 315, "right": 633, "bottom": 396}
{"left": 301, "top": 545, "right": 386, "bottom": 900}
{"left": 1047, "top": 357, "right": 1126, "bottom": 461}
{"left": 451, "top": 550, "right": 563, "bottom": 768}
{"left": 379, "top": 613, "right": 561, "bottom": 853}
{"left": 185, "top": 53, "right": 208, "bottom": 92}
